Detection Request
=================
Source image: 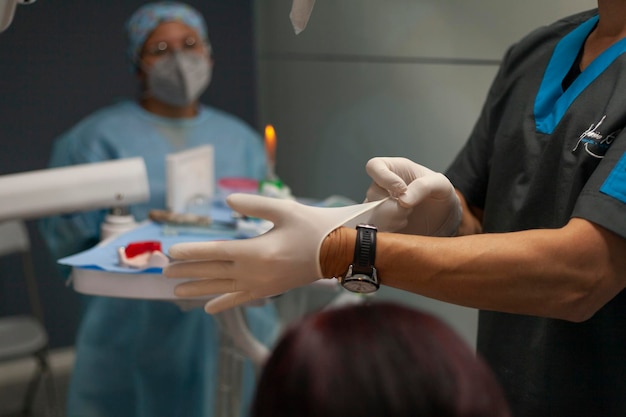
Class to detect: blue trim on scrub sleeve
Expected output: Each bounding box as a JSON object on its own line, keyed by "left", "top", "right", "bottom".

{"left": 601, "top": 152, "right": 626, "bottom": 204}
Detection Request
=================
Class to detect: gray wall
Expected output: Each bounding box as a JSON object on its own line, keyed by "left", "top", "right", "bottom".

{"left": 253, "top": 0, "right": 595, "bottom": 346}
{"left": 0, "top": 0, "right": 258, "bottom": 348}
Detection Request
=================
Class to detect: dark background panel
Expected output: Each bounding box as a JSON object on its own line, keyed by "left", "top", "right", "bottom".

{"left": 0, "top": 0, "right": 257, "bottom": 348}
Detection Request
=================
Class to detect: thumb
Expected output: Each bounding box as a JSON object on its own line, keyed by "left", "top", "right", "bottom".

{"left": 399, "top": 173, "right": 453, "bottom": 207}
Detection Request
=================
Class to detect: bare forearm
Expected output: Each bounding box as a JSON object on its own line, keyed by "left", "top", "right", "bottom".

{"left": 376, "top": 228, "right": 592, "bottom": 320}
{"left": 322, "top": 218, "right": 626, "bottom": 322}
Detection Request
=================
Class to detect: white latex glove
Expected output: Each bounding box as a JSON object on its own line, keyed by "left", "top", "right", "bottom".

{"left": 164, "top": 194, "right": 387, "bottom": 314}
{"left": 365, "top": 157, "right": 462, "bottom": 236}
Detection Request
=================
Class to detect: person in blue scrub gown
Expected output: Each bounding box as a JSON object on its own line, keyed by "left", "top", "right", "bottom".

{"left": 39, "top": 3, "right": 277, "bottom": 416}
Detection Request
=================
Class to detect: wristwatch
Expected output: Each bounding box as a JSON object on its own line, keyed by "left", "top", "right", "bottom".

{"left": 340, "top": 224, "right": 380, "bottom": 294}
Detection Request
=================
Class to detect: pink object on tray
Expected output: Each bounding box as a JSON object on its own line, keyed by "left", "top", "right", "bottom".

{"left": 217, "top": 177, "right": 259, "bottom": 193}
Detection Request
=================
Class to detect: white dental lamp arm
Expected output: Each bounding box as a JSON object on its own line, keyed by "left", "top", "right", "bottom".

{"left": 0, "top": 158, "right": 149, "bottom": 221}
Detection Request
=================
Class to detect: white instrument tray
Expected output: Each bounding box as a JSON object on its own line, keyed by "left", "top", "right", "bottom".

{"left": 59, "top": 195, "right": 359, "bottom": 301}
{"left": 59, "top": 220, "right": 240, "bottom": 300}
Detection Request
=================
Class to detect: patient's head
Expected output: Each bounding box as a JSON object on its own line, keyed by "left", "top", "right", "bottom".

{"left": 251, "top": 301, "right": 510, "bottom": 417}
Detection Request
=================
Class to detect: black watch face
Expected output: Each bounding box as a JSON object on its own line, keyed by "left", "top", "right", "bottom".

{"left": 343, "top": 274, "right": 378, "bottom": 294}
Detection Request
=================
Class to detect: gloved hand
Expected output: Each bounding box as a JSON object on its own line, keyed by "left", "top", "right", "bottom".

{"left": 163, "top": 193, "right": 387, "bottom": 314}
{"left": 364, "top": 157, "right": 462, "bottom": 236}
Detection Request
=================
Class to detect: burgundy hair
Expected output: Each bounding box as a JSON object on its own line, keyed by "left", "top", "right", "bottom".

{"left": 251, "top": 301, "right": 510, "bottom": 417}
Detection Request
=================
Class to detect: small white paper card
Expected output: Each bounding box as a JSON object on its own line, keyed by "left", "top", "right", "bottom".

{"left": 166, "top": 145, "right": 214, "bottom": 213}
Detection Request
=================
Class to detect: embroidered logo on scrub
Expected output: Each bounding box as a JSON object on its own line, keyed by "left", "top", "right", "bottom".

{"left": 572, "top": 115, "right": 620, "bottom": 158}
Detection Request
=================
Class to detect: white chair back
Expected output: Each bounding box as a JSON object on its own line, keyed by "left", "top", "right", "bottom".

{"left": 0, "top": 220, "right": 30, "bottom": 256}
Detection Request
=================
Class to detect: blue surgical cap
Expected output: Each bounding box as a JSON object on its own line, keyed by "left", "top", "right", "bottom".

{"left": 125, "top": 1, "right": 209, "bottom": 66}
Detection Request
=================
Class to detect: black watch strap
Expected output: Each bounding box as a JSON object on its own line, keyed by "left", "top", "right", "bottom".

{"left": 352, "top": 224, "right": 377, "bottom": 274}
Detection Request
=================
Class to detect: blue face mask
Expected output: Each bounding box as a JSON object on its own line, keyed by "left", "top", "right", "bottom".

{"left": 146, "top": 50, "right": 211, "bottom": 107}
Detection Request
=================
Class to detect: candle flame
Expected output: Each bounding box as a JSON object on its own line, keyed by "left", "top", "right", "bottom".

{"left": 264, "top": 124, "right": 277, "bottom": 164}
